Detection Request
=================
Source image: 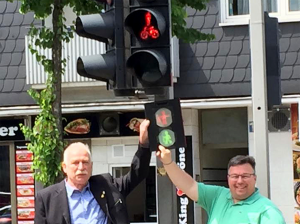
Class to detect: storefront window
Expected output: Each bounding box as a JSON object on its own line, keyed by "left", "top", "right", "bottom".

{"left": 112, "top": 166, "right": 157, "bottom": 223}
{"left": 0, "top": 145, "right": 12, "bottom": 224}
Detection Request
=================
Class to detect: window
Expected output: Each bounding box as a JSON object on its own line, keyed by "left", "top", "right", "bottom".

{"left": 112, "top": 166, "right": 157, "bottom": 223}
{"left": 220, "top": 0, "right": 300, "bottom": 26}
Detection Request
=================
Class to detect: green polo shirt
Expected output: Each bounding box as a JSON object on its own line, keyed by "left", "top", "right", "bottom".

{"left": 197, "top": 183, "right": 286, "bottom": 224}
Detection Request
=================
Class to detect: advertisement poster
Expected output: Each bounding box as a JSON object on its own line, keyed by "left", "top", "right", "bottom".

{"left": 15, "top": 142, "right": 35, "bottom": 223}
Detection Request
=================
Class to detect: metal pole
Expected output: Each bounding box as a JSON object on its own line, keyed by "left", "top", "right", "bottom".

{"left": 249, "top": 0, "right": 270, "bottom": 197}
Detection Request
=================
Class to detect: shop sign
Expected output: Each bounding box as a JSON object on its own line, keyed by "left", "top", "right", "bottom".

{"left": 0, "top": 119, "right": 24, "bottom": 141}
{"left": 176, "top": 136, "right": 194, "bottom": 224}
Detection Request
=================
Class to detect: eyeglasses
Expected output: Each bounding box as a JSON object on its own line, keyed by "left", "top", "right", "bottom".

{"left": 228, "top": 173, "right": 255, "bottom": 180}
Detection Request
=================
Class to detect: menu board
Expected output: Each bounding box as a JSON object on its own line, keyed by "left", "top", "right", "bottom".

{"left": 15, "top": 142, "right": 35, "bottom": 223}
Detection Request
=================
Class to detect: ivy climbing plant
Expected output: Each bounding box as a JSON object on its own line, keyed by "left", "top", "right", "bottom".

{"left": 15, "top": 0, "right": 213, "bottom": 187}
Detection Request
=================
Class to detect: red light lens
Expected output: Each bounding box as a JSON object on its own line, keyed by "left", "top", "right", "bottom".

{"left": 140, "top": 12, "right": 159, "bottom": 40}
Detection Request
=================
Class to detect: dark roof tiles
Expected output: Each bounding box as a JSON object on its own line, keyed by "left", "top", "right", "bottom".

{"left": 279, "top": 23, "right": 294, "bottom": 38}
{"left": 229, "top": 40, "right": 243, "bottom": 55}
{"left": 202, "top": 57, "right": 215, "bottom": 70}
{"left": 218, "top": 42, "right": 230, "bottom": 56}
{"left": 6, "top": 66, "right": 18, "bottom": 79}
{"left": 13, "top": 79, "right": 25, "bottom": 91}
{"left": 23, "top": 12, "right": 35, "bottom": 25}
{"left": 0, "top": 27, "right": 10, "bottom": 39}
{"left": 12, "top": 13, "right": 24, "bottom": 26}
{"left": 207, "top": 1, "right": 219, "bottom": 15}
{"left": 279, "top": 38, "right": 290, "bottom": 53}
{"left": 281, "top": 66, "right": 293, "bottom": 80}
{"left": 3, "top": 40, "right": 16, "bottom": 52}
{"left": 292, "top": 66, "right": 300, "bottom": 79}
{"left": 0, "top": 53, "right": 12, "bottom": 66}
{"left": 0, "top": 80, "right": 3, "bottom": 91}
{"left": 236, "top": 55, "right": 250, "bottom": 68}
{"left": 0, "top": 67, "right": 8, "bottom": 79}
{"left": 209, "top": 70, "right": 222, "bottom": 83}
{"left": 232, "top": 69, "right": 246, "bottom": 82}
{"left": 213, "top": 56, "right": 226, "bottom": 69}
{"left": 212, "top": 28, "right": 223, "bottom": 42}
{"left": 224, "top": 56, "right": 238, "bottom": 69}
{"left": 289, "top": 37, "right": 300, "bottom": 52}
{"left": 195, "top": 43, "right": 208, "bottom": 57}
{"left": 8, "top": 26, "right": 20, "bottom": 39}
{"left": 198, "top": 70, "right": 210, "bottom": 83}
{"left": 0, "top": 2, "right": 7, "bottom": 14}
{"left": 0, "top": 0, "right": 37, "bottom": 106}
{"left": 2, "top": 79, "right": 14, "bottom": 92}
{"left": 189, "top": 15, "right": 204, "bottom": 29}
{"left": 206, "top": 42, "right": 219, "bottom": 56}
{"left": 5, "top": 1, "right": 18, "bottom": 13}
{"left": 18, "top": 66, "right": 26, "bottom": 79}
{"left": 284, "top": 52, "right": 298, "bottom": 66}
{"left": 220, "top": 69, "right": 234, "bottom": 82}
{"left": 2, "top": 13, "right": 14, "bottom": 26}
{"left": 203, "top": 15, "right": 216, "bottom": 29}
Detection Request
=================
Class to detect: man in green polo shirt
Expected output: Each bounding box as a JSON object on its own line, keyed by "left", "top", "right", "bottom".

{"left": 156, "top": 145, "right": 286, "bottom": 224}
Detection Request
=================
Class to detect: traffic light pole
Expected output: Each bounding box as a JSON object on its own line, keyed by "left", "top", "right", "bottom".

{"left": 249, "top": 0, "right": 270, "bottom": 197}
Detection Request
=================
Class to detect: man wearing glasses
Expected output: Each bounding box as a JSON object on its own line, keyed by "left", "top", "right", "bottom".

{"left": 156, "top": 145, "right": 286, "bottom": 224}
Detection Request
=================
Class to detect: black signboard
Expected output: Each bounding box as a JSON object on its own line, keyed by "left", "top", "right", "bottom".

{"left": 0, "top": 119, "right": 25, "bottom": 141}
{"left": 176, "top": 136, "right": 194, "bottom": 224}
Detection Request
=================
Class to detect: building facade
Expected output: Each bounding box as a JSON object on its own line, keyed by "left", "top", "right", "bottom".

{"left": 0, "top": 0, "right": 300, "bottom": 224}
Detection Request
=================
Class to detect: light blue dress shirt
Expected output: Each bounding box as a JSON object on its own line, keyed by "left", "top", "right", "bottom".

{"left": 65, "top": 180, "right": 107, "bottom": 224}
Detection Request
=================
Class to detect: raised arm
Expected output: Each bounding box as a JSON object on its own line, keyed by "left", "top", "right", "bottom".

{"left": 114, "top": 120, "right": 152, "bottom": 197}
{"left": 156, "top": 145, "right": 198, "bottom": 202}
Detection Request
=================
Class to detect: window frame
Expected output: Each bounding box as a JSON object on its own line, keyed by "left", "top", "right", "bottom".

{"left": 220, "top": 0, "right": 300, "bottom": 26}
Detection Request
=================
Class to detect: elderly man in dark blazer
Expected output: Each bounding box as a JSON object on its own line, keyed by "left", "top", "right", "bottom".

{"left": 34, "top": 120, "right": 151, "bottom": 224}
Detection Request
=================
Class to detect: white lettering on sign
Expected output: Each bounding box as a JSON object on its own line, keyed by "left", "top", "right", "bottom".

{"left": 178, "top": 197, "right": 188, "bottom": 224}
{"left": 0, "top": 126, "right": 18, "bottom": 137}
{"left": 177, "top": 147, "right": 186, "bottom": 169}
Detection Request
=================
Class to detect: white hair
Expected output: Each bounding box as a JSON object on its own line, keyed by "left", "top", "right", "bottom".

{"left": 63, "top": 142, "right": 91, "bottom": 163}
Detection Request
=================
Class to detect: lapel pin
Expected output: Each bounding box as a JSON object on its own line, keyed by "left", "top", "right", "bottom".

{"left": 101, "top": 191, "right": 105, "bottom": 198}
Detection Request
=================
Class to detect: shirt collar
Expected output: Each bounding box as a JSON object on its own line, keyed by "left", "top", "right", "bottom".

{"left": 227, "top": 188, "right": 260, "bottom": 205}
{"left": 65, "top": 179, "right": 90, "bottom": 197}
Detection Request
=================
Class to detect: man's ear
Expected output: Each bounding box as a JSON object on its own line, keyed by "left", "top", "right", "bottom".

{"left": 62, "top": 162, "right": 67, "bottom": 174}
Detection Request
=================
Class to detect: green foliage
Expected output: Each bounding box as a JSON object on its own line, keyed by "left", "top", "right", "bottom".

{"left": 172, "top": 0, "right": 215, "bottom": 43}
{"left": 20, "top": 77, "right": 64, "bottom": 186}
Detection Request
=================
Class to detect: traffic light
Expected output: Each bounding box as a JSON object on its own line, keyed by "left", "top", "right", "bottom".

{"left": 124, "top": 0, "right": 172, "bottom": 90}
{"left": 145, "top": 98, "right": 186, "bottom": 151}
{"left": 264, "top": 12, "right": 281, "bottom": 110}
{"left": 75, "top": 0, "right": 133, "bottom": 94}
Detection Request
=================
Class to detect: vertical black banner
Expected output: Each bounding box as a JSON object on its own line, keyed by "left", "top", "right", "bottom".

{"left": 176, "top": 136, "right": 194, "bottom": 224}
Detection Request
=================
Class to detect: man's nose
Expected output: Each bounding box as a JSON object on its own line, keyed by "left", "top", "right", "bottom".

{"left": 237, "top": 176, "right": 244, "bottom": 182}
{"left": 78, "top": 162, "right": 84, "bottom": 169}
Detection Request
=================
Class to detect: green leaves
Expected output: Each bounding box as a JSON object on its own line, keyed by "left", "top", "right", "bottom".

{"left": 172, "top": 0, "right": 215, "bottom": 43}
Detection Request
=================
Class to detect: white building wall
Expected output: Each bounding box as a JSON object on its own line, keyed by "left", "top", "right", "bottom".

{"left": 248, "top": 106, "right": 294, "bottom": 224}
{"left": 91, "top": 136, "right": 157, "bottom": 175}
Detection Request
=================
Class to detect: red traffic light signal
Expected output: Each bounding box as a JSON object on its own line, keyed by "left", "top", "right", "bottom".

{"left": 125, "top": 0, "right": 171, "bottom": 90}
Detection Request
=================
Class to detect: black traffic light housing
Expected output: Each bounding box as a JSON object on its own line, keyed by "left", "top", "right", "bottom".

{"left": 125, "top": 0, "right": 172, "bottom": 90}
{"left": 264, "top": 12, "right": 282, "bottom": 110}
{"left": 145, "top": 98, "right": 186, "bottom": 152}
{"left": 75, "top": 0, "right": 134, "bottom": 95}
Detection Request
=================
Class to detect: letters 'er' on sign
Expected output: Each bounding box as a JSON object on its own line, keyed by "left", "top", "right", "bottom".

{"left": 145, "top": 98, "right": 186, "bottom": 152}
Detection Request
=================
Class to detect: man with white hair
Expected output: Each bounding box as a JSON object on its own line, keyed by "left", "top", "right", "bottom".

{"left": 34, "top": 120, "right": 151, "bottom": 224}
